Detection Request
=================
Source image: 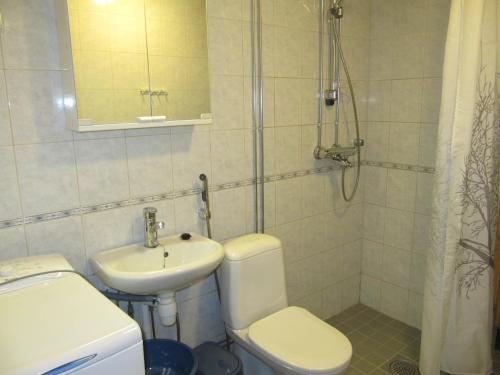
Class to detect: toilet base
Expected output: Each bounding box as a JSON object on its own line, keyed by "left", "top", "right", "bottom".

{"left": 232, "top": 343, "right": 276, "bottom": 375}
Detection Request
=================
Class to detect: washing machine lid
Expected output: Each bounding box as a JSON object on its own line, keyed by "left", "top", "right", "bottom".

{"left": 0, "top": 256, "right": 142, "bottom": 375}
{"left": 248, "top": 307, "right": 352, "bottom": 374}
{"left": 0, "top": 254, "right": 75, "bottom": 294}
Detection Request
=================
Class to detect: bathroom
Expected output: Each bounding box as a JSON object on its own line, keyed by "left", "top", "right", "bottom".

{"left": 0, "top": 0, "right": 498, "bottom": 374}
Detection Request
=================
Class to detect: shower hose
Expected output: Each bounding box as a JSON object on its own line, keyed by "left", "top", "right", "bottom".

{"left": 332, "top": 18, "right": 361, "bottom": 202}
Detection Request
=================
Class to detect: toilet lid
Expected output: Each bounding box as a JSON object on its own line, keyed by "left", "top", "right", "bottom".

{"left": 248, "top": 307, "right": 352, "bottom": 374}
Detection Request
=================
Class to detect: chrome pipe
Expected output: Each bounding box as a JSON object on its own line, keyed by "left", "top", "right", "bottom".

{"left": 315, "top": 0, "right": 324, "bottom": 159}
{"left": 149, "top": 305, "right": 156, "bottom": 339}
{"left": 257, "top": 0, "right": 264, "bottom": 233}
{"left": 251, "top": 0, "right": 259, "bottom": 233}
{"left": 333, "top": 13, "right": 342, "bottom": 145}
{"left": 175, "top": 313, "right": 181, "bottom": 342}
{"left": 328, "top": 5, "right": 334, "bottom": 93}
{"left": 251, "top": 0, "right": 264, "bottom": 233}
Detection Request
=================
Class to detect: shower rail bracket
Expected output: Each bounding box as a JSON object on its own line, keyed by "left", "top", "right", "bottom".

{"left": 324, "top": 89, "right": 337, "bottom": 106}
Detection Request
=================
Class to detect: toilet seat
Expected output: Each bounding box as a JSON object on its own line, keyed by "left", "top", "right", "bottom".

{"left": 247, "top": 306, "right": 352, "bottom": 374}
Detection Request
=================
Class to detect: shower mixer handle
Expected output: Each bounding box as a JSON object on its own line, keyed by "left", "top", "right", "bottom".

{"left": 330, "top": 153, "right": 352, "bottom": 168}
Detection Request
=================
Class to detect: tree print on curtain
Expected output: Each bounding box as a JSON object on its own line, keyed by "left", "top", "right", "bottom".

{"left": 457, "top": 68, "right": 500, "bottom": 297}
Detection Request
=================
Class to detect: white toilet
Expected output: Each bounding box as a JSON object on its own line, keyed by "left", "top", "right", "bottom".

{"left": 219, "top": 234, "right": 352, "bottom": 375}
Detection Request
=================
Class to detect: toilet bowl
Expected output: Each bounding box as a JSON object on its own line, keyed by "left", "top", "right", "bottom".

{"left": 219, "top": 234, "right": 352, "bottom": 375}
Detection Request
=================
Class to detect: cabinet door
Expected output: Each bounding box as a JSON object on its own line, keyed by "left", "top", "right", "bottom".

{"left": 144, "top": 0, "right": 211, "bottom": 121}
{"left": 68, "top": 0, "right": 152, "bottom": 125}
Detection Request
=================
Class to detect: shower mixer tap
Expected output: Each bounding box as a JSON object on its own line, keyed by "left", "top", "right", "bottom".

{"left": 316, "top": 137, "right": 364, "bottom": 167}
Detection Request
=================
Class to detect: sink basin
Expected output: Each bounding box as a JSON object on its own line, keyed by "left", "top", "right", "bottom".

{"left": 90, "top": 233, "right": 224, "bottom": 326}
{"left": 90, "top": 233, "right": 224, "bottom": 295}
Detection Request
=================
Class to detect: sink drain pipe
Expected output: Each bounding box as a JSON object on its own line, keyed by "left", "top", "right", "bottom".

{"left": 104, "top": 292, "right": 181, "bottom": 342}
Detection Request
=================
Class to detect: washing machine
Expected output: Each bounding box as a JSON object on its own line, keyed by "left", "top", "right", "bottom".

{"left": 0, "top": 254, "right": 145, "bottom": 375}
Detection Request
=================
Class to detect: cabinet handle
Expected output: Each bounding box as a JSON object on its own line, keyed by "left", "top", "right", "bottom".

{"left": 139, "top": 89, "right": 168, "bottom": 96}
{"left": 137, "top": 116, "right": 167, "bottom": 123}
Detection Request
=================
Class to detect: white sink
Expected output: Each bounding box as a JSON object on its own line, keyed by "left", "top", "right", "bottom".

{"left": 90, "top": 233, "right": 224, "bottom": 326}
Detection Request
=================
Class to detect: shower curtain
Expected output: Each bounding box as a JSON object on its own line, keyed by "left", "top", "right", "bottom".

{"left": 419, "top": 0, "right": 500, "bottom": 374}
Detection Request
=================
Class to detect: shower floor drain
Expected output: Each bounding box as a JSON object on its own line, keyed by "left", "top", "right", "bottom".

{"left": 388, "top": 359, "right": 420, "bottom": 375}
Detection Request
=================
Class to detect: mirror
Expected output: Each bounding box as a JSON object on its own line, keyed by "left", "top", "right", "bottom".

{"left": 57, "top": 0, "right": 211, "bottom": 131}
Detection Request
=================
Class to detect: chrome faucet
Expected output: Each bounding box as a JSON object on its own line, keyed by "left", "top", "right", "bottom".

{"left": 143, "top": 207, "right": 165, "bottom": 248}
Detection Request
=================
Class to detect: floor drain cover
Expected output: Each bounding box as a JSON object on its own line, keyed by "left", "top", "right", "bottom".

{"left": 389, "top": 359, "right": 420, "bottom": 375}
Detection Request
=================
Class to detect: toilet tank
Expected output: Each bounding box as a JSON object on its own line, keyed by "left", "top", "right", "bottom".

{"left": 219, "top": 234, "right": 288, "bottom": 330}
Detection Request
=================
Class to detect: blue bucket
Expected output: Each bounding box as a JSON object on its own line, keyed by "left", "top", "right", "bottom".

{"left": 144, "top": 339, "right": 198, "bottom": 375}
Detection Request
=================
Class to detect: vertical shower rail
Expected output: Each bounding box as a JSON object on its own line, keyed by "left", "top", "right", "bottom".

{"left": 317, "top": 0, "right": 324, "bottom": 153}
{"left": 251, "top": 0, "right": 264, "bottom": 233}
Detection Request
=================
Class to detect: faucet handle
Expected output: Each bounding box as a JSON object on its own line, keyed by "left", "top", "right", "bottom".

{"left": 153, "top": 221, "right": 165, "bottom": 230}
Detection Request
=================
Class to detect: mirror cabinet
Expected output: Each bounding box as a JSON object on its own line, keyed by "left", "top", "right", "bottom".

{"left": 56, "top": 0, "right": 211, "bottom": 131}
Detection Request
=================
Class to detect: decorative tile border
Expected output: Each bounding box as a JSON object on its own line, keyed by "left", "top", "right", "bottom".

{"left": 0, "top": 160, "right": 434, "bottom": 230}
{"left": 0, "top": 218, "right": 24, "bottom": 229}
{"left": 364, "top": 160, "right": 435, "bottom": 173}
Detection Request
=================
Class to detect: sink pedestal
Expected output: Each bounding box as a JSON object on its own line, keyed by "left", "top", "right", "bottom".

{"left": 158, "top": 292, "right": 177, "bottom": 326}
